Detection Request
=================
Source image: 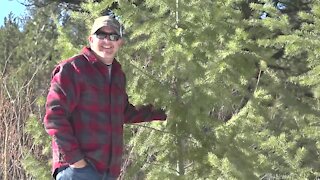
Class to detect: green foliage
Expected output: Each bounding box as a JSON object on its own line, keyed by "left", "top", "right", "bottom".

{"left": 22, "top": 154, "right": 51, "bottom": 180}
{"left": 0, "top": 14, "right": 24, "bottom": 74}
{"left": 25, "top": 113, "right": 51, "bottom": 154}
{"left": 22, "top": 114, "right": 51, "bottom": 180}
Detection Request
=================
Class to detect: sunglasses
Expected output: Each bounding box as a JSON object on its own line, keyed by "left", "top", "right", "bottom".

{"left": 94, "top": 31, "right": 121, "bottom": 41}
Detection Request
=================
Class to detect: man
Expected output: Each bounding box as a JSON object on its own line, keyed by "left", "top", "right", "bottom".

{"left": 44, "top": 15, "right": 167, "bottom": 180}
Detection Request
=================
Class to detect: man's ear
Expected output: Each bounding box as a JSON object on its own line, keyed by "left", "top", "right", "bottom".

{"left": 88, "top": 35, "right": 94, "bottom": 44}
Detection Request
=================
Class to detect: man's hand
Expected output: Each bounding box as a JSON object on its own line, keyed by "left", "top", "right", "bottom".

{"left": 70, "top": 159, "right": 87, "bottom": 168}
{"left": 152, "top": 108, "right": 167, "bottom": 120}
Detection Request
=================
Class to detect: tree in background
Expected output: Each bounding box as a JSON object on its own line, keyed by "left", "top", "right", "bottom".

{"left": 0, "top": 2, "right": 60, "bottom": 179}
{"left": 0, "top": 14, "right": 27, "bottom": 180}
{"left": 1, "top": 0, "right": 319, "bottom": 179}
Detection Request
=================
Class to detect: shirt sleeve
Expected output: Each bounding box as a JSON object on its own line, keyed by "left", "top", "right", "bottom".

{"left": 122, "top": 77, "right": 167, "bottom": 124}
{"left": 43, "top": 63, "right": 84, "bottom": 164}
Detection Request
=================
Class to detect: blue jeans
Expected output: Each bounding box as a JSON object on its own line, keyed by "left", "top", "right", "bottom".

{"left": 56, "top": 164, "right": 117, "bottom": 180}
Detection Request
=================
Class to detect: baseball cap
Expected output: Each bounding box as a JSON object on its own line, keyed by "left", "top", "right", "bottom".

{"left": 90, "top": 16, "right": 122, "bottom": 36}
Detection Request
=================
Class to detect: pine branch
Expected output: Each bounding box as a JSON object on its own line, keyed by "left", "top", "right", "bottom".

{"left": 1, "top": 52, "right": 12, "bottom": 77}
{"left": 128, "top": 61, "right": 172, "bottom": 91}
{"left": 254, "top": 70, "right": 262, "bottom": 92}
{"left": 133, "top": 124, "right": 171, "bottom": 135}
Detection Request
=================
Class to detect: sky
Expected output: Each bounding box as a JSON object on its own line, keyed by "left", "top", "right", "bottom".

{"left": 0, "top": 0, "right": 27, "bottom": 26}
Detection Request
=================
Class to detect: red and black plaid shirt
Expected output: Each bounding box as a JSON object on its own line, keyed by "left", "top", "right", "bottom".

{"left": 44, "top": 47, "right": 166, "bottom": 178}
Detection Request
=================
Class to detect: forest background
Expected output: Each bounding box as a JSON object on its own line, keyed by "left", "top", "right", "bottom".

{"left": 0, "top": 0, "right": 319, "bottom": 179}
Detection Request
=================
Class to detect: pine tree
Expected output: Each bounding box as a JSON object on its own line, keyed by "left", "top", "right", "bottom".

{"left": 114, "top": 0, "right": 320, "bottom": 179}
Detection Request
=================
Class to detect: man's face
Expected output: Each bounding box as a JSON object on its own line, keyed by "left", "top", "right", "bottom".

{"left": 89, "top": 26, "right": 123, "bottom": 64}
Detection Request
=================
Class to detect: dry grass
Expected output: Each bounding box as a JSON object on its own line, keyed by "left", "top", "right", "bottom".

{"left": 0, "top": 68, "right": 49, "bottom": 180}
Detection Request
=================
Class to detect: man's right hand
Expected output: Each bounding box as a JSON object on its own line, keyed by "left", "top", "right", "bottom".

{"left": 70, "top": 159, "right": 87, "bottom": 168}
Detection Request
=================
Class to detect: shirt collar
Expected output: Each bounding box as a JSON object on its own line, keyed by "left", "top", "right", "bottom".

{"left": 81, "top": 46, "right": 99, "bottom": 63}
